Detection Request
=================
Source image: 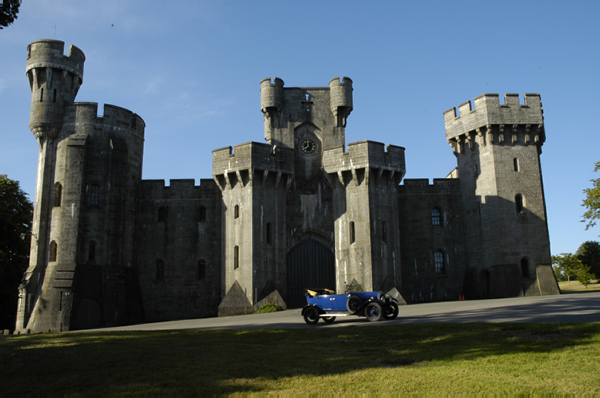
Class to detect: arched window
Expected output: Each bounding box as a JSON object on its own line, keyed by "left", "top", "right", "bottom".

{"left": 158, "top": 206, "right": 167, "bottom": 222}
{"left": 90, "top": 185, "right": 100, "bottom": 206}
{"left": 156, "top": 260, "right": 164, "bottom": 281}
{"left": 513, "top": 157, "right": 520, "bottom": 172}
{"left": 88, "top": 241, "right": 96, "bottom": 262}
{"left": 49, "top": 241, "right": 58, "bottom": 262}
{"left": 54, "top": 183, "right": 62, "bottom": 207}
{"left": 350, "top": 221, "right": 356, "bottom": 244}
{"left": 521, "top": 258, "right": 530, "bottom": 278}
{"left": 197, "top": 260, "right": 206, "bottom": 280}
{"left": 382, "top": 221, "right": 387, "bottom": 244}
{"left": 198, "top": 206, "right": 207, "bottom": 222}
{"left": 515, "top": 194, "right": 524, "bottom": 214}
{"left": 434, "top": 251, "right": 445, "bottom": 275}
{"left": 234, "top": 246, "right": 239, "bottom": 269}
{"left": 234, "top": 205, "right": 239, "bottom": 219}
{"left": 432, "top": 207, "right": 441, "bottom": 226}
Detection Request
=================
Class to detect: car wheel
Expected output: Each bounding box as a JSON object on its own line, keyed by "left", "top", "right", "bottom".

{"left": 365, "top": 302, "right": 383, "bottom": 322}
{"left": 346, "top": 296, "right": 363, "bottom": 315}
{"left": 383, "top": 302, "right": 399, "bottom": 320}
{"left": 303, "top": 307, "right": 320, "bottom": 325}
{"left": 323, "top": 316, "right": 336, "bottom": 324}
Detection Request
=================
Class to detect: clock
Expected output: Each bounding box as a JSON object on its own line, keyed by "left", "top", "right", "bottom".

{"left": 300, "top": 138, "right": 316, "bottom": 154}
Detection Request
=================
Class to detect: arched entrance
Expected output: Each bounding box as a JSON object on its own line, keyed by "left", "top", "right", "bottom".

{"left": 76, "top": 299, "right": 102, "bottom": 330}
{"left": 287, "top": 239, "right": 335, "bottom": 308}
{"left": 480, "top": 269, "right": 491, "bottom": 299}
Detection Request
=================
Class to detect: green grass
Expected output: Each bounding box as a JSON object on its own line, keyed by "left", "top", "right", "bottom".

{"left": 2, "top": 323, "right": 600, "bottom": 395}
{"left": 559, "top": 280, "right": 600, "bottom": 292}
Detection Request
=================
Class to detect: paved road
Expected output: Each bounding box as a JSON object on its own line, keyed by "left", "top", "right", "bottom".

{"left": 92, "top": 292, "right": 600, "bottom": 332}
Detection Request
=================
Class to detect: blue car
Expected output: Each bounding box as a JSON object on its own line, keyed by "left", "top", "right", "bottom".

{"left": 302, "top": 288, "right": 399, "bottom": 325}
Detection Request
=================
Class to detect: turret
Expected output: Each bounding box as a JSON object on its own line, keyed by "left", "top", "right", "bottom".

{"left": 26, "top": 40, "right": 85, "bottom": 138}
{"left": 329, "top": 76, "right": 353, "bottom": 127}
{"left": 260, "top": 77, "right": 284, "bottom": 142}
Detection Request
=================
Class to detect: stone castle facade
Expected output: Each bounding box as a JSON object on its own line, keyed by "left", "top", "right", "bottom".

{"left": 16, "top": 40, "right": 559, "bottom": 333}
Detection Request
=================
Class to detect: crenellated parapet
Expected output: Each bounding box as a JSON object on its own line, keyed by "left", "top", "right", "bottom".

{"left": 329, "top": 76, "right": 353, "bottom": 127}
{"left": 63, "top": 103, "right": 145, "bottom": 138}
{"left": 323, "top": 140, "right": 405, "bottom": 187}
{"left": 399, "top": 178, "right": 461, "bottom": 195}
{"left": 444, "top": 94, "right": 545, "bottom": 154}
{"left": 212, "top": 142, "right": 295, "bottom": 190}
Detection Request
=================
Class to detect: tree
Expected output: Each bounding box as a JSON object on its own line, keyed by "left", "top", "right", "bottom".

{"left": 0, "top": 0, "right": 21, "bottom": 29}
{"left": 582, "top": 161, "right": 600, "bottom": 233}
{"left": 0, "top": 174, "right": 33, "bottom": 331}
{"left": 552, "top": 253, "right": 584, "bottom": 284}
{"left": 575, "top": 264, "right": 595, "bottom": 288}
{"left": 576, "top": 241, "right": 600, "bottom": 280}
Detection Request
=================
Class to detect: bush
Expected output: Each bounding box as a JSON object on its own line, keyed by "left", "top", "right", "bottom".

{"left": 256, "top": 304, "right": 282, "bottom": 314}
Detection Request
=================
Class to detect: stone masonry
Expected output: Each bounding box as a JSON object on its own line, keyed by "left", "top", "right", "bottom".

{"left": 15, "top": 40, "right": 559, "bottom": 333}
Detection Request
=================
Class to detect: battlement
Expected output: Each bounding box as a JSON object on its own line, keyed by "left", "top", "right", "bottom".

{"left": 141, "top": 179, "right": 218, "bottom": 197}
{"left": 323, "top": 140, "right": 405, "bottom": 175}
{"left": 399, "top": 178, "right": 460, "bottom": 195}
{"left": 444, "top": 94, "right": 544, "bottom": 141}
{"left": 26, "top": 39, "right": 85, "bottom": 81}
{"left": 212, "top": 141, "right": 294, "bottom": 176}
{"left": 64, "top": 103, "right": 145, "bottom": 136}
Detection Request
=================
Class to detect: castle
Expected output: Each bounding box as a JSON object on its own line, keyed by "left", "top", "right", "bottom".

{"left": 16, "top": 39, "right": 559, "bottom": 333}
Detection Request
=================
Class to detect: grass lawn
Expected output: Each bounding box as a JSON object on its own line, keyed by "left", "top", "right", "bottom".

{"left": 559, "top": 280, "right": 600, "bottom": 292}
{"left": 2, "top": 322, "right": 600, "bottom": 395}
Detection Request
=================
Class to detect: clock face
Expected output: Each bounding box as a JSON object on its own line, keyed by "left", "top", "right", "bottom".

{"left": 300, "top": 138, "right": 316, "bottom": 154}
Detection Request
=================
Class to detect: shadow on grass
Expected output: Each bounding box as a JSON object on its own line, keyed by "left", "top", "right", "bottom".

{"left": 1, "top": 322, "right": 599, "bottom": 394}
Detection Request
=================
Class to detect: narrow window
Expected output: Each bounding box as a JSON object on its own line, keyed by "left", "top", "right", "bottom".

{"left": 156, "top": 260, "right": 164, "bottom": 281}
{"left": 90, "top": 185, "right": 100, "bottom": 206}
{"left": 54, "top": 183, "right": 62, "bottom": 207}
{"left": 234, "top": 205, "right": 239, "bottom": 219}
{"left": 49, "top": 241, "right": 58, "bottom": 262}
{"left": 521, "top": 258, "right": 529, "bottom": 278}
{"left": 53, "top": 89, "right": 57, "bottom": 103}
{"left": 88, "top": 241, "right": 96, "bottom": 262}
{"left": 350, "top": 221, "right": 356, "bottom": 244}
{"left": 197, "top": 260, "right": 206, "bottom": 280}
{"left": 40, "top": 88, "right": 44, "bottom": 102}
{"left": 382, "top": 221, "right": 387, "bottom": 244}
{"left": 158, "top": 206, "right": 167, "bottom": 222}
{"left": 515, "top": 194, "right": 524, "bottom": 214}
{"left": 198, "top": 206, "right": 207, "bottom": 222}
{"left": 434, "top": 251, "right": 445, "bottom": 275}
{"left": 266, "top": 222, "right": 272, "bottom": 245}
{"left": 432, "top": 207, "right": 441, "bottom": 226}
{"left": 513, "top": 158, "right": 520, "bottom": 172}
{"left": 234, "top": 246, "right": 239, "bottom": 269}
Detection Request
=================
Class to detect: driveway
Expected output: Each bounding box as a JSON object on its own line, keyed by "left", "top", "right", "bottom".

{"left": 89, "top": 291, "right": 600, "bottom": 332}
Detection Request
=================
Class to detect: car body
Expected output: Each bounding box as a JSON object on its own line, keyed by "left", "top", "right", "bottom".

{"left": 302, "top": 288, "right": 399, "bottom": 325}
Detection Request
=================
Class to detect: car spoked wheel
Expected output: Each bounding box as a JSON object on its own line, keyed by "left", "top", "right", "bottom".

{"left": 323, "top": 316, "right": 336, "bottom": 324}
{"left": 346, "top": 296, "right": 363, "bottom": 315}
{"left": 383, "top": 302, "right": 399, "bottom": 320}
{"left": 303, "top": 307, "right": 320, "bottom": 325}
{"left": 365, "top": 302, "right": 383, "bottom": 322}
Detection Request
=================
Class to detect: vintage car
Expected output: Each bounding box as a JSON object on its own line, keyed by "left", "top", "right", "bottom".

{"left": 302, "top": 288, "right": 399, "bottom": 325}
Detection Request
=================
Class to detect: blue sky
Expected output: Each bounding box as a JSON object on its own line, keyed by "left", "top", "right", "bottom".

{"left": 1, "top": 0, "right": 599, "bottom": 256}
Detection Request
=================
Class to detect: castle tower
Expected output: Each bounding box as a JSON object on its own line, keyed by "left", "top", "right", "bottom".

{"left": 17, "top": 40, "right": 146, "bottom": 333}
{"left": 444, "top": 94, "right": 559, "bottom": 298}
{"left": 16, "top": 40, "right": 85, "bottom": 332}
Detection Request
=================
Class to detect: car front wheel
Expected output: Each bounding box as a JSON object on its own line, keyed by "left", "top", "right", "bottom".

{"left": 383, "top": 302, "right": 399, "bottom": 320}
{"left": 303, "top": 307, "right": 320, "bottom": 325}
{"left": 365, "top": 302, "right": 383, "bottom": 322}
